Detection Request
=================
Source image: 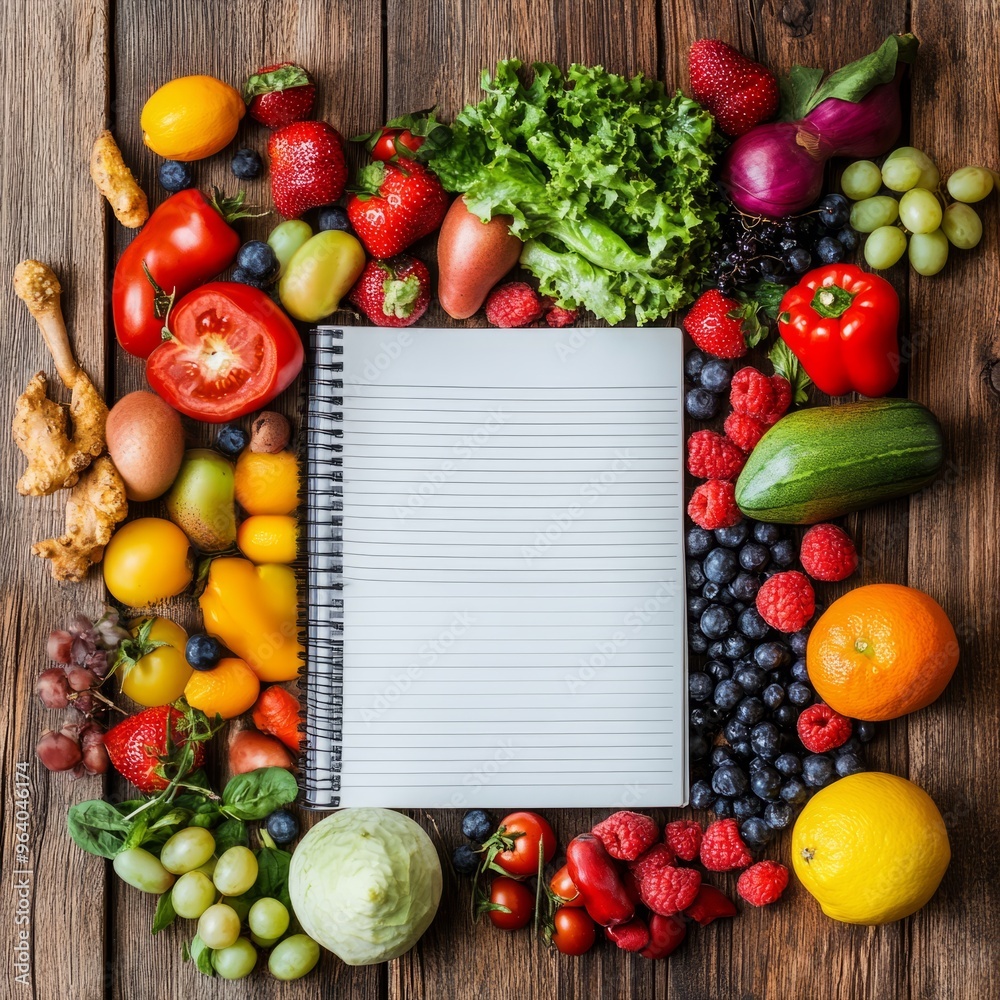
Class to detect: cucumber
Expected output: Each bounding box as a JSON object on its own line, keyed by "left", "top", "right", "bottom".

{"left": 734, "top": 398, "right": 943, "bottom": 524}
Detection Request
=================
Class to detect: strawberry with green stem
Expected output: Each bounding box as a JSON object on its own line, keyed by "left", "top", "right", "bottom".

{"left": 348, "top": 255, "right": 430, "bottom": 327}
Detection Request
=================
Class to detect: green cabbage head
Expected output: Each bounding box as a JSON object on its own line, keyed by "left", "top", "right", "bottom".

{"left": 288, "top": 807, "right": 443, "bottom": 965}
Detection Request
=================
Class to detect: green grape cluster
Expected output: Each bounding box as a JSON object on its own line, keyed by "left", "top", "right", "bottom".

{"left": 840, "top": 149, "right": 994, "bottom": 275}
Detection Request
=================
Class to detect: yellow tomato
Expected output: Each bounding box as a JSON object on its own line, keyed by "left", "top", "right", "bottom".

{"left": 234, "top": 451, "right": 300, "bottom": 515}
{"left": 141, "top": 75, "right": 244, "bottom": 161}
{"left": 103, "top": 518, "right": 193, "bottom": 607}
{"left": 185, "top": 658, "right": 260, "bottom": 720}
{"left": 120, "top": 617, "right": 194, "bottom": 708}
{"left": 237, "top": 515, "right": 298, "bottom": 564}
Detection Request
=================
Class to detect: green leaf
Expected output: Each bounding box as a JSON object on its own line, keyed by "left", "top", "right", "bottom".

{"left": 152, "top": 891, "right": 177, "bottom": 935}
{"left": 253, "top": 846, "right": 293, "bottom": 913}
{"left": 214, "top": 818, "right": 249, "bottom": 855}
{"left": 748, "top": 281, "right": 788, "bottom": 323}
{"left": 770, "top": 339, "right": 812, "bottom": 406}
{"left": 220, "top": 768, "right": 299, "bottom": 822}
{"left": 67, "top": 800, "right": 131, "bottom": 859}
{"left": 149, "top": 808, "right": 192, "bottom": 832}
{"left": 188, "top": 935, "right": 214, "bottom": 977}
{"left": 778, "top": 66, "right": 824, "bottom": 122}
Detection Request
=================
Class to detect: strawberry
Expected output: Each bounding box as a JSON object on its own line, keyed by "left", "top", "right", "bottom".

{"left": 688, "top": 40, "right": 779, "bottom": 137}
{"left": 347, "top": 161, "right": 449, "bottom": 258}
{"left": 243, "top": 63, "right": 316, "bottom": 129}
{"left": 348, "top": 255, "right": 430, "bottom": 328}
{"left": 268, "top": 121, "right": 347, "bottom": 219}
{"left": 683, "top": 289, "right": 763, "bottom": 359}
{"left": 104, "top": 705, "right": 210, "bottom": 793}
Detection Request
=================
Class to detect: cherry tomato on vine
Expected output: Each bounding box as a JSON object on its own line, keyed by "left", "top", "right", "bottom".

{"left": 495, "top": 811, "right": 557, "bottom": 877}
{"left": 549, "top": 864, "right": 584, "bottom": 907}
{"left": 551, "top": 907, "right": 596, "bottom": 955}
{"left": 487, "top": 877, "right": 534, "bottom": 931}
{"left": 370, "top": 128, "right": 424, "bottom": 162}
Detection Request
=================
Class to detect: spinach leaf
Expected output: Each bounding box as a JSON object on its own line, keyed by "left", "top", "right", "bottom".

{"left": 253, "top": 846, "right": 293, "bottom": 913}
{"left": 149, "top": 807, "right": 192, "bottom": 831}
{"left": 151, "top": 891, "right": 176, "bottom": 934}
{"left": 214, "top": 818, "right": 248, "bottom": 855}
{"left": 221, "top": 768, "right": 298, "bottom": 821}
{"left": 67, "top": 800, "right": 131, "bottom": 859}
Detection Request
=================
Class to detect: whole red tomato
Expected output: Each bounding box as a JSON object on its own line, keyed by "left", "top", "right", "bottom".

{"left": 487, "top": 876, "right": 534, "bottom": 931}
{"left": 371, "top": 127, "right": 424, "bottom": 162}
{"left": 146, "top": 282, "right": 303, "bottom": 422}
{"left": 551, "top": 907, "right": 596, "bottom": 955}
{"left": 549, "top": 864, "right": 584, "bottom": 906}
{"left": 495, "top": 811, "right": 557, "bottom": 878}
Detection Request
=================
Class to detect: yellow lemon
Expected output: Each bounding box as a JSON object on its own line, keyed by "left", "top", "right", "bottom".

{"left": 792, "top": 771, "right": 950, "bottom": 924}
{"left": 141, "top": 75, "right": 244, "bottom": 161}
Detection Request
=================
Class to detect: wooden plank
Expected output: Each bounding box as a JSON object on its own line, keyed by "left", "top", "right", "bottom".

{"left": 907, "top": 0, "right": 1000, "bottom": 996}
{"left": 0, "top": 2, "right": 112, "bottom": 998}
{"left": 108, "top": 1, "right": 383, "bottom": 997}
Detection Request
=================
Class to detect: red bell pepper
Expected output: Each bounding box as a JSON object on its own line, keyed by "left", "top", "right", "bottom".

{"left": 565, "top": 834, "right": 635, "bottom": 927}
{"left": 776, "top": 264, "right": 900, "bottom": 398}
{"left": 112, "top": 188, "right": 257, "bottom": 358}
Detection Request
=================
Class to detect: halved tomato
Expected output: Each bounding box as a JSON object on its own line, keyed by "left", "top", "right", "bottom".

{"left": 146, "top": 282, "right": 303, "bottom": 422}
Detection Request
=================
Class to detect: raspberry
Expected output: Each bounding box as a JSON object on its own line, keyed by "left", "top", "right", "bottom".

{"left": 699, "top": 818, "right": 752, "bottom": 872}
{"left": 797, "top": 703, "right": 853, "bottom": 752}
{"left": 591, "top": 810, "right": 659, "bottom": 861}
{"left": 485, "top": 281, "right": 542, "bottom": 327}
{"left": 683, "top": 289, "right": 750, "bottom": 359}
{"left": 737, "top": 860, "right": 789, "bottom": 906}
{"left": 544, "top": 305, "right": 579, "bottom": 328}
{"left": 684, "top": 884, "right": 737, "bottom": 925}
{"left": 640, "top": 913, "right": 687, "bottom": 960}
{"left": 730, "top": 368, "right": 792, "bottom": 425}
{"left": 628, "top": 843, "right": 676, "bottom": 883}
{"left": 723, "top": 411, "right": 767, "bottom": 453}
{"left": 638, "top": 864, "right": 701, "bottom": 916}
{"left": 756, "top": 570, "right": 815, "bottom": 633}
{"left": 687, "top": 480, "right": 741, "bottom": 530}
{"left": 605, "top": 917, "right": 650, "bottom": 952}
{"left": 800, "top": 524, "right": 858, "bottom": 582}
{"left": 687, "top": 430, "right": 746, "bottom": 480}
{"left": 664, "top": 819, "right": 702, "bottom": 862}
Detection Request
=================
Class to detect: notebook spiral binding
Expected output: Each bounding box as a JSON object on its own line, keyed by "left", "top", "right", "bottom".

{"left": 301, "top": 327, "right": 346, "bottom": 808}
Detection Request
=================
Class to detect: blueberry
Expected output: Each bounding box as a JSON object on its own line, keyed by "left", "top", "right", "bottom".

{"left": 709, "top": 527, "right": 745, "bottom": 557}
{"left": 703, "top": 705, "right": 727, "bottom": 728}
{"left": 741, "top": 816, "right": 772, "bottom": 846}
{"left": 699, "top": 359, "right": 733, "bottom": 394}
{"left": 750, "top": 765, "right": 782, "bottom": 800}
{"left": 802, "top": 753, "right": 836, "bottom": 787}
{"left": 739, "top": 542, "right": 770, "bottom": 572}
{"left": 685, "top": 348, "right": 707, "bottom": 381}
{"left": 724, "top": 718, "right": 750, "bottom": 744}
{"left": 704, "top": 548, "right": 739, "bottom": 585}
{"left": 815, "top": 236, "right": 846, "bottom": 264}
{"left": 837, "top": 227, "right": 859, "bottom": 252}
{"left": 790, "top": 631, "right": 810, "bottom": 656}
{"left": 236, "top": 240, "right": 279, "bottom": 280}
{"left": 835, "top": 753, "right": 867, "bottom": 777}
{"left": 747, "top": 756, "right": 768, "bottom": 774}
{"left": 754, "top": 641, "right": 790, "bottom": 671}
{"left": 691, "top": 779, "right": 715, "bottom": 810}
{"left": 700, "top": 605, "right": 734, "bottom": 640}
{"left": 780, "top": 778, "right": 809, "bottom": 805}
{"left": 231, "top": 147, "right": 264, "bottom": 179}
{"left": 706, "top": 659, "right": 731, "bottom": 681}
{"left": 736, "top": 697, "right": 766, "bottom": 726}
{"left": 753, "top": 522, "right": 782, "bottom": 545}
{"left": 265, "top": 809, "right": 300, "bottom": 845}
{"left": 185, "top": 634, "right": 224, "bottom": 670}
{"left": 689, "top": 632, "right": 709, "bottom": 655}
{"left": 728, "top": 572, "right": 760, "bottom": 603}
{"left": 230, "top": 266, "right": 267, "bottom": 289}
{"left": 702, "top": 582, "right": 728, "bottom": 603}
{"left": 734, "top": 664, "right": 767, "bottom": 694}
{"left": 856, "top": 720, "right": 876, "bottom": 743}
{"left": 738, "top": 607, "right": 770, "bottom": 640}
{"left": 750, "top": 722, "right": 781, "bottom": 759}
{"left": 731, "top": 740, "right": 755, "bottom": 760}
{"left": 714, "top": 678, "right": 744, "bottom": 711}
{"left": 712, "top": 765, "right": 748, "bottom": 798}
{"left": 686, "top": 387, "right": 720, "bottom": 421}
{"left": 710, "top": 745, "right": 734, "bottom": 769}
{"left": 687, "top": 562, "right": 707, "bottom": 590}
{"left": 734, "top": 794, "right": 764, "bottom": 821}
{"left": 790, "top": 658, "right": 810, "bottom": 682}
{"left": 837, "top": 736, "right": 862, "bottom": 757}
{"left": 764, "top": 801, "right": 793, "bottom": 830}
{"left": 461, "top": 809, "right": 493, "bottom": 843}
{"left": 316, "top": 204, "right": 353, "bottom": 233}
{"left": 722, "top": 634, "right": 751, "bottom": 661}
{"left": 452, "top": 843, "right": 480, "bottom": 876}
{"left": 769, "top": 539, "right": 797, "bottom": 567}
{"left": 686, "top": 527, "right": 714, "bottom": 558}
{"left": 787, "top": 681, "right": 814, "bottom": 707}
{"left": 772, "top": 704, "right": 799, "bottom": 729}
{"left": 216, "top": 424, "right": 249, "bottom": 457}
{"left": 688, "top": 595, "right": 710, "bottom": 620}
{"left": 714, "top": 797, "right": 735, "bottom": 819}
{"left": 707, "top": 641, "right": 726, "bottom": 661}
{"left": 690, "top": 732, "right": 710, "bottom": 759}
{"left": 785, "top": 247, "right": 812, "bottom": 273}
{"left": 774, "top": 752, "right": 802, "bottom": 776}
{"left": 690, "top": 707, "right": 709, "bottom": 730}
{"left": 158, "top": 160, "right": 194, "bottom": 193}
{"left": 817, "top": 193, "right": 850, "bottom": 229}
{"left": 689, "top": 672, "right": 714, "bottom": 702}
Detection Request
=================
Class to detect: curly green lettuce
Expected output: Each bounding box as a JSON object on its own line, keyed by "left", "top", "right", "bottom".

{"left": 428, "top": 60, "right": 723, "bottom": 324}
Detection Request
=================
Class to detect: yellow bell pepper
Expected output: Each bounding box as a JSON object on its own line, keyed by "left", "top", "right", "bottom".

{"left": 199, "top": 557, "right": 302, "bottom": 682}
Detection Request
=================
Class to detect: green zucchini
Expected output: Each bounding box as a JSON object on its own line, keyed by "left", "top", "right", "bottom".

{"left": 734, "top": 399, "right": 944, "bottom": 524}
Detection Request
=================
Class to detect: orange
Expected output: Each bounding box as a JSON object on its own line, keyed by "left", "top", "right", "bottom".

{"left": 234, "top": 450, "right": 300, "bottom": 515}
{"left": 807, "top": 583, "right": 958, "bottom": 721}
{"left": 184, "top": 657, "right": 260, "bottom": 720}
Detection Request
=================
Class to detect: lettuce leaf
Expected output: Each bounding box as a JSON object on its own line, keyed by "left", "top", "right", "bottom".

{"left": 428, "top": 61, "right": 723, "bottom": 324}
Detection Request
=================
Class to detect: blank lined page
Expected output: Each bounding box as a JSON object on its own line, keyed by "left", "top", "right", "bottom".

{"left": 319, "top": 325, "right": 687, "bottom": 809}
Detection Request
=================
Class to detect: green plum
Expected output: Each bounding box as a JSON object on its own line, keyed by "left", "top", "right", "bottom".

{"left": 268, "top": 220, "right": 314, "bottom": 273}
{"left": 165, "top": 449, "right": 237, "bottom": 552}
{"left": 278, "top": 230, "right": 366, "bottom": 322}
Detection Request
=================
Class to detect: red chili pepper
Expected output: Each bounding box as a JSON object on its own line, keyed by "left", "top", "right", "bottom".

{"left": 112, "top": 189, "right": 256, "bottom": 358}
{"left": 776, "top": 264, "right": 900, "bottom": 398}
{"left": 565, "top": 833, "right": 634, "bottom": 927}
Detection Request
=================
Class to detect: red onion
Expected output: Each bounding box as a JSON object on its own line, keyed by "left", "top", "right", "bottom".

{"left": 720, "top": 73, "right": 903, "bottom": 217}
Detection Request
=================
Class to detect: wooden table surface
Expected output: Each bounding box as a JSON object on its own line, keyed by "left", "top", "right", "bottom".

{"left": 2, "top": 0, "right": 998, "bottom": 997}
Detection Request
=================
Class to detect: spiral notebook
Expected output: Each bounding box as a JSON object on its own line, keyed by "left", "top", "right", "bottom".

{"left": 302, "top": 324, "right": 688, "bottom": 809}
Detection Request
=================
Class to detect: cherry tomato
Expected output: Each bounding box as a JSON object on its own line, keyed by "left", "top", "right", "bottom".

{"left": 370, "top": 128, "right": 424, "bottom": 162}
{"left": 487, "top": 877, "right": 534, "bottom": 931}
{"left": 120, "top": 617, "right": 193, "bottom": 708}
{"left": 103, "top": 517, "right": 193, "bottom": 606}
{"left": 146, "top": 282, "right": 303, "bottom": 422}
{"left": 551, "top": 907, "right": 596, "bottom": 955}
{"left": 495, "top": 811, "right": 557, "bottom": 877}
{"left": 549, "top": 864, "right": 584, "bottom": 907}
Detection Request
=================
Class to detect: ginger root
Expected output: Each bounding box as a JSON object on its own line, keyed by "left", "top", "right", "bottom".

{"left": 90, "top": 130, "right": 149, "bottom": 228}
{"left": 32, "top": 456, "right": 128, "bottom": 582}
{"left": 12, "top": 260, "right": 107, "bottom": 495}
